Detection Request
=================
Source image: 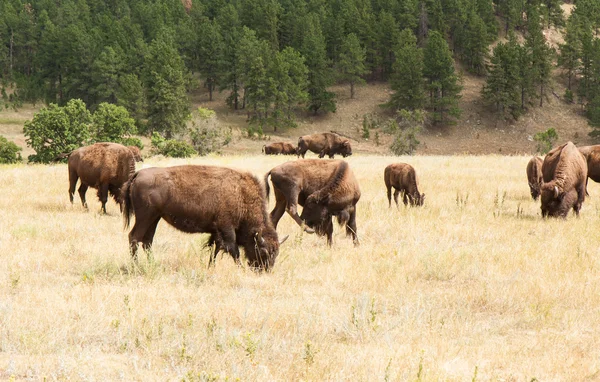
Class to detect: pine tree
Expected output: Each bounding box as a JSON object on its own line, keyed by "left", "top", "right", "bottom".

{"left": 337, "top": 33, "right": 367, "bottom": 99}
{"left": 196, "top": 18, "right": 224, "bottom": 101}
{"left": 482, "top": 33, "right": 522, "bottom": 118}
{"left": 525, "top": 6, "right": 554, "bottom": 107}
{"left": 376, "top": 10, "right": 401, "bottom": 80}
{"left": 558, "top": 14, "right": 583, "bottom": 91}
{"left": 301, "top": 14, "right": 336, "bottom": 115}
{"left": 496, "top": 0, "right": 521, "bottom": 33}
{"left": 457, "top": 10, "right": 489, "bottom": 75}
{"left": 143, "top": 29, "right": 190, "bottom": 138}
{"left": 270, "top": 47, "right": 309, "bottom": 130}
{"left": 476, "top": 0, "right": 498, "bottom": 40}
{"left": 217, "top": 4, "right": 243, "bottom": 110}
{"left": 388, "top": 29, "right": 425, "bottom": 111}
{"left": 423, "top": 31, "right": 462, "bottom": 124}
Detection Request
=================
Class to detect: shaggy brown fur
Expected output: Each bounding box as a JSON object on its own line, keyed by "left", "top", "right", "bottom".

{"left": 578, "top": 145, "right": 600, "bottom": 195}
{"left": 297, "top": 133, "right": 352, "bottom": 159}
{"left": 127, "top": 146, "right": 143, "bottom": 162}
{"left": 265, "top": 159, "right": 360, "bottom": 246}
{"left": 68, "top": 142, "right": 136, "bottom": 213}
{"left": 540, "top": 142, "right": 587, "bottom": 218}
{"left": 121, "top": 165, "right": 286, "bottom": 271}
{"left": 262, "top": 142, "right": 296, "bottom": 155}
{"left": 384, "top": 163, "right": 425, "bottom": 207}
{"left": 526, "top": 156, "right": 544, "bottom": 201}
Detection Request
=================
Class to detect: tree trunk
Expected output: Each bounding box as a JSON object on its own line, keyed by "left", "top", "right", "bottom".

{"left": 9, "top": 29, "right": 14, "bottom": 77}
{"left": 208, "top": 79, "right": 214, "bottom": 101}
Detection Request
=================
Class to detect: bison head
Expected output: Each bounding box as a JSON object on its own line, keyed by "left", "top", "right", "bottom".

{"left": 246, "top": 230, "right": 288, "bottom": 272}
{"left": 300, "top": 194, "right": 332, "bottom": 236}
{"left": 540, "top": 183, "right": 575, "bottom": 218}
{"left": 414, "top": 192, "right": 425, "bottom": 206}
{"left": 341, "top": 141, "right": 352, "bottom": 157}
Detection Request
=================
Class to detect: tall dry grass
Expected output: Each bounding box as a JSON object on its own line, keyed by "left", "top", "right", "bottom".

{"left": 1, "top": 155, "right": 600, "bottom": 381}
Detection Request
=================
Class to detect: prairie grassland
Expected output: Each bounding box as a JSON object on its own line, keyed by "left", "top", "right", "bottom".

{"left": 1, "top": 155, "right": 600, "bottom": 381}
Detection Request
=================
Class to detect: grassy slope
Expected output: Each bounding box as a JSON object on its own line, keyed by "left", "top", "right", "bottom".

{"left": 1, "top": 155, "right": 600, "bottom": 380}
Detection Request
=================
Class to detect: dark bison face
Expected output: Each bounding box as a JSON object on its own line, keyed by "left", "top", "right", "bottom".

{"left": 341, "top": 141, "right": 352, "bottom": 157}
{"left": 540, "top": 184, "right": 575, "bottom": 218}
{"left": 247, "top": 231, "right": 288, "bottom": 272}
{"left": 300, "top": 197, "right": 332, "bottom": 236}
{"left": 415, "top": 193, "right": 425, "bottom": 206}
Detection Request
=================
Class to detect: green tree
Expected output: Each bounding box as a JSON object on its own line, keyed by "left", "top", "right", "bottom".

{"left": 196, "top": 18, "right": 224, "bottom": 101}
{"left": 0, "top": 135, "right": 22, "bottom": 164}
{"left": 301, "top": 14, "right": 336, "bottom": 114}
{"left": 143, "top": 29, "right": 190, "bottom": 138}
{"left": 217, "top": 4, "right": 243, "bottom": 110}
{"left": 24, "top": 99, "right": 92, "bottom": 163}
{"left": 337, "top": 33, "right": 367, "bottom": 99}
{"left": 90, "top": 103, "right": 136, "bottom": 143}
{"left": 457, "top": 10, "right": 489, "bottom": 75}
{"left": 525, "top": 6, "right": 554, "bottom": 107}
{"left": 375, "top": 10, "right": 400, "bottom": 80}
{"left": 90, "top": 46, "right": 124, "bottom": 106}
{"left": 423, "top": 31, "right": 462, "bottom": 124}
{"left": 388, "top": 29, "right": 425, "bottom": 111}
{"left": 558, "top": 14, "right": 583, "bottom": 90}
{"left": 270, "top": 47, "right": 309, "bottom": 130}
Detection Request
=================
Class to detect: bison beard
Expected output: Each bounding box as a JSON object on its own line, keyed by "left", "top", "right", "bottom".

{"left": 121, "top": 165, "right": 286, "bottom": 271}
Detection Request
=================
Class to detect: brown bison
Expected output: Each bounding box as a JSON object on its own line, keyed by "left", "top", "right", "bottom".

{"left": 578, "top": 145, "right": 600, "bottom": 194}
{"left": 297, "top": 132, "right": 352, "bottom": 158}
{"left": 526, "top": 156, "right": 544, "bottom": 200}
{"left": 265, "top": 159, "right": 360, "bottom": 246}
{"left": 384, "top": 163, "right": 425, "bottom": 207}
{"left": 68, "top": 142, "right": 136, "bottom": 213}
{"left": 262, "top": 142, "right": 296, "bottom": 155}
{"left": 540, "top": 142, "right": 587, "bottom": 218}
{"left": 127, "top": 146, "right": 143, "bottom": 162}
{"left": 121, "top": 165, "right": 287, "bottom": 271}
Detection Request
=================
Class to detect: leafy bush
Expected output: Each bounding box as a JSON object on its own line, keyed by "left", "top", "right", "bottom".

{"left": 389, "top": 109, "right": 425, "bottom": 155}
{"left": 0, "top": 136, "right": 22, "bottom": 164}
{"left": 24, "top": 99, "right": 92, "bottom": 163}
{"left": 90, "top": 103, "right": 136, "bottom": 143}
{"left": 189, "top": 108, "right": 231, "bottom": 155}
{"left": 534, "top": 128, "right": 558, "bottom": 154}
{"left": 151, "top": 132, "right": 196, "bottom": 158}
{"left": 121, "top": 137, "right": 144, "bottom": 150}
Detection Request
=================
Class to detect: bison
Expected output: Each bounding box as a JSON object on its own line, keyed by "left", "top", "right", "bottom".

{"left": 526, "top": 156, "right": 544, "bottom": 200}
{"left": 578, "top": 145, "right": 600, "bottom": 194}
{"left": 540, "top": 141, "right": 587, "bottom": 218}
{"left": 297, "top": 132, "right": 352, "bottom": 159}
{"left": 68, "top": 142, "right": 136, "bottom": 213}
{"left": 262, "top": 142, "right": 296, "bottom": 155}
{"left": 384, "top": 163, "right": 425, "bottom": 207}
{"left": 265, "top": 159, "right": 360, "bottom": 246}
{"left": 121, "top": 165, "right": 287, "bottom": 271}
{"left": 127, "top": 146, "right": 144, "bottom": 162}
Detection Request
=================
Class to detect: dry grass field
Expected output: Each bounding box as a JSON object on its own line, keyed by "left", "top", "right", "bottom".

{"left": 1, "top": 154, "right": 600, "bottom": 381}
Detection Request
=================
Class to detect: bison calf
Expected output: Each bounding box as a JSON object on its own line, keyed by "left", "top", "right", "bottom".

{"left": 121, "top": 165, "right": 287, "bottom": 271}
{"left": 526, "top": 156, "right": 543, "bottom": 200}
{"left": 262, "top": 142, "right": 296, "bottom": 155}
{"left": 540, "top": 142, "right": 587, "bottom": 218}
{"left": 384, "top": 163, "right": 425, "bottom": 207}
{"left": 265, "top": 159, "right": 360, "bottom": 246}
{"left": 68, "top": 142, "right": 136, "bottom": 213}
{"left": 297, "top": 132, "right": 352, "bottom": 159}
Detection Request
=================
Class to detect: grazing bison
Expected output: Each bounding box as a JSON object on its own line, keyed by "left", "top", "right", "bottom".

{"left": 265, "top": 159, "right": 360, "bottom": 246}
{"left": 127, "top": 146, "right": 143, "bottom": 162}
{"left": 262, "top": 142, "right": 296, "bottom": 155}
{"left": 526, "top": 156, "right": 544, "bottom": 200}
{"left": 121, "top": 165, "right": 287, "bottom": 271}
{"left": 68, "top": 142, "right": 136, "bottom": 213}
{"left": 297, "top": 132, "right": 352, "bottom": 159}
{"left": 384, "top": 163, "right": 425, "bottom": 207}
{"left": 540, "top": 141, "right": 587, "bottom": 218}
{"left": 578, "top": 145, "right": 600, "bottom": 194}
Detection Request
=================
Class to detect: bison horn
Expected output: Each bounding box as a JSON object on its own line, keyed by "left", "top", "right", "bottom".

{"left": 255, "top": 232, "right": 266, "bottom": 245}
{"left": 554, "top": 186, "right": 559, "bottom": 198}
{"left": 279, "top": 235, "right": 289, "bottom": 245}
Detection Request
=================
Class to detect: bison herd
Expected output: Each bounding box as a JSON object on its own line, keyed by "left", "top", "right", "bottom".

{"left": 62, "top": 137, "right": 599, "bottom": 272}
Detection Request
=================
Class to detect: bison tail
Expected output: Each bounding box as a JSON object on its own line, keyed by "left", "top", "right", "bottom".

{"left": 121, "top": 172, "right": 139, "bottom": 229}
{"left": 264, "top": 171, "right": 271, "bottom": 201}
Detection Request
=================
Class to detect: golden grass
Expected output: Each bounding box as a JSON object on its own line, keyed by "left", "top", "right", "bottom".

{"left": 1, "top": 155, "right": 600, "bottom": 381}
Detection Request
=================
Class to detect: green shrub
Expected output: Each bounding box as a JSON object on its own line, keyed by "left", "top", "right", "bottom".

{"left": 24, "top": 99, "right": 92, "bottom": 163}
{"left": 389, "top": 109, "right": 424, "bottom": 155}
{"left": 121, "top": 137, "right": 144, "bottom": 150}
{"left": 151, "top": 132, "right": 196, "bottom": 158}
{"left": 564, "top": 89, "right": 574, "bottom": 104}
{"left": 0, "top": 136, "right": 22, "bottom": 164}
{"left": 189, "top": 108, "right": 231, "bottom": 155}
{"left": 534, "top": 128, "right": 558, "bottom": 154}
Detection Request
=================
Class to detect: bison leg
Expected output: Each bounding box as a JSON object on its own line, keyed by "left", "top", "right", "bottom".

{"left": 346, "top": 206, "right": 359, "bottom": 246}
{"left": 98, "top": 183, "right": 110, "bottom": 214}
{"left": 325, "top": 218, "right": 334, "bottom": 247}
{"left": 222, "top": 228, "right": 241, "bottom": 266}
{"left": 318, "top": 150, "right": 326, "bottom": 159}
{"left": 386, "top": 185, "right": 392, "bottom": 208}
{"left": 78, "top": 183, "right": 89, "bottom": 209}
{"left": 128, "top": 214, "right": 160, "bottom": 261}
{"left": 574, "top": 183, "right": 586, "bottom": 217}
{"left": 270, "top": 189, "right": 288, "bottom": 229}
{"left": 141, "top": 217, "right": 161, "bottom": 257}
{"left": 393, "top": 189, "right": 401, "bottom": 207}
{"left": 69, "top": 169, "right": 79, "bottom": 204}
{"left": 328, "top": 153, "right": 335, "bottom": 159}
